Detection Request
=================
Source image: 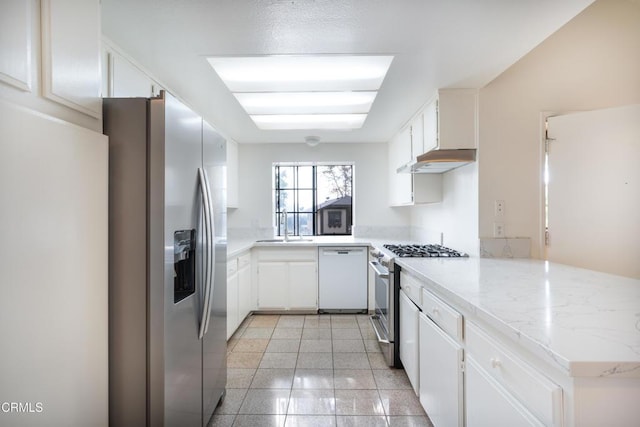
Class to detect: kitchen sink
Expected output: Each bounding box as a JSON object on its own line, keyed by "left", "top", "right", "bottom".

{"left": 256, "top": 238, "right": 314, "bottom": 243}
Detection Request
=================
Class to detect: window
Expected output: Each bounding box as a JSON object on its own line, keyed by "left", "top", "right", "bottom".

{"left": 274, "top": 163, "right": 353, "bottom": 236}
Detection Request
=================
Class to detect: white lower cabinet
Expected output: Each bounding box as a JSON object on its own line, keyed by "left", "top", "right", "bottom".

{"left": 465, "top": 322, "right": 563, "bottom": 427}
{"left": 226, "top": 258, "right": 239, "bottom": 339}
{"left": 227, "top": 252, "right": 252, "bottom": 339}
{"left": 256, "top": 248, "right": 318, "bottom": 311}
{"left": 399, "top": 289, "right": 420, "bottom": 396}
{"left": 288, "top": 261, "right": 318, "bottom": 309}
{"left": 257, "top": 261, "right": 288, "bottom": 309}
{"left": 237, "top": 253, "right": 252, "bottom": 320}
{"left": 466, "top": 356, "right": 543, "bottom": 427}
{"left": 419, "top": 311, "right": 463, "bottom": 427}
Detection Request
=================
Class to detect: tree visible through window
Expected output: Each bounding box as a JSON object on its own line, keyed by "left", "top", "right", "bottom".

{"left": 274, "top": 164, "right": 353, "bottom": 236}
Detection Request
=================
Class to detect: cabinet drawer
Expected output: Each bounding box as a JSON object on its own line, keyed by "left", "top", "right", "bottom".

{"left": 466, "top": 322, "right": 563, "bottom": 426}
{"left": 227, "top": 258, "right": 238, "bottom": 276}
{"left": 421, "top": 288, "right": 463, "bottom": 342}
{"left": 400, "top": 271, "right": 422, "bottom": 308}
{"left": 256, "top": 247, "right": 317, "bottom": 262}
{"left": 238, "top": 252, "right": 251, "bottom": 268}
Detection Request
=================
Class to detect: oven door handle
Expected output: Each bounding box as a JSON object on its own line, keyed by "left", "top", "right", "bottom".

{"left": 369, "top": 315, "right": 391, "bottom": 344}
{"left": 369, "top": 260, "right": 389, "bottom": 278}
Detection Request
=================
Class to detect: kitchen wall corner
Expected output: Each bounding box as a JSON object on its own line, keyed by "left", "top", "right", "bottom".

{"left": 479, "top": 237, "right": 531, "bottom": 258}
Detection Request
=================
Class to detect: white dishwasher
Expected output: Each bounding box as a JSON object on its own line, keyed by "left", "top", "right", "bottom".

{"left": 318, "top": 246, "right": 368, "bottom": 313}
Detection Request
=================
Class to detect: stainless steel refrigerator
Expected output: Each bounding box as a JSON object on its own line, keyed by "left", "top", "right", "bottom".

{"left": 104, "top": 92, "right": 226, "bottom": 427}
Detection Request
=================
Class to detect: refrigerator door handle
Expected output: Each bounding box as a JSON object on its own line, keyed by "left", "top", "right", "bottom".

{"left": 202, "top": 167, "right": 216, "bottom": 335}
{"left": 198, "top": 167, "right": 213, "bottom": 339}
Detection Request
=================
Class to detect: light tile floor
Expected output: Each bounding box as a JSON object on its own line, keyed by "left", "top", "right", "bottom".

{"left": 209, "top": 314, "right": 433, "bottom": 427}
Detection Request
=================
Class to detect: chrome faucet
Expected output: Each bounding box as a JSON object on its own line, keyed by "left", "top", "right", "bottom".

{"left": 281, "top": 208, "right": 289, "bottom": 242}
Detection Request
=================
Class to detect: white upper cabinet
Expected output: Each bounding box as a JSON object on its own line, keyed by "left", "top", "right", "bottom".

{"left": 423, "top": 88, "right": 478, "bottom": 153}
{"left": 388, "top": 130, "right": 413, "bottom": 206}
{"left": 0, "top": 0, "right": 32, "bottom": 92}
{"left": 411, "top": 113, "right": 424, "bottom": 159}
{"left": 423, "top": 99, "right": 438, "bottom": 153}
{"left": 388, "top": 117, "right": 443, "bottom": 207}
{"left": 227, "top": 139, "right": 239, "bottom": 209}
{"left": 41, "top": 0, "right": 101, "bottom": 118}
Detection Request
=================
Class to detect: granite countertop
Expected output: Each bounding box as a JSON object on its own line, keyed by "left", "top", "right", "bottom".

{"left": 396, "top": 257, "right": 640, "bottom": 378}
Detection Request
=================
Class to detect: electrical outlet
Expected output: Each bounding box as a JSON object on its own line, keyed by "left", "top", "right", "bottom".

{"left": 495, "top": 200, "right": 505, "bottom": 216}
{"left": 493, "top": 222, "right": 505, "bottom": 238}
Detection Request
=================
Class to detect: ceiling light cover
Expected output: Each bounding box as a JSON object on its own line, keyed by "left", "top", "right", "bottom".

{"left": 234, "top": 91, "right": 377, "bottom": 115}
{"left": 250, "top": 114, "right": 367, "bottom": 130}
{"left": 207, "top": 55, "right": 394, "bottom": 92}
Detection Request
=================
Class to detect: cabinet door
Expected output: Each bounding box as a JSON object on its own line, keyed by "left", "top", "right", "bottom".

{"left": 388, "top": 132, "right": 413, "bottom": 206}
{"left": 41, "top": 0, "right": 101, "bottom": 117}
{"left": 423, "top": 99, "right": 438, "bottom": 153}
{"left": 227, "top": 272, "right": 239, "bottom": 339}
{"left": 238, "top": 264, "right": 252, "bottom": 320}
{"left": 257, "top": 261, "right": 288, "bottom": 309}
{"left": 289, "top": 261, "right": 317, "bottom": 309}
{"left": 466, "top": 357, "right": 543, "bottom": 427}
{"left": 0, "top": 0, "right": 32, "bottom": 91}
{"left": 419, "top": 313, "right": 463, "bottom": 427}
{"left": 411, "top": 114, "right": 424, "bottom": 158}
{"left": 400, "top": 290, "right": 420, "bottom": 396}
{"left": 227, "top": 139, "right": 239, "bottom": 208}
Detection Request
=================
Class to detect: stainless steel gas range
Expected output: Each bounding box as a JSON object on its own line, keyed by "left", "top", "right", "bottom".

{"left": 369, "top": 243, "right": 468, "bottom": 367}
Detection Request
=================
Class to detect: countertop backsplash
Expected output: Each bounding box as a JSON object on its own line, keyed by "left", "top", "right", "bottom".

{"left": 480, "top": 237, "right": 531, "bottom": 258}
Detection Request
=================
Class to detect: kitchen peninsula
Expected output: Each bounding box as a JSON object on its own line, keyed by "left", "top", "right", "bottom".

{"left": 397, "top": 256, "right": 640, "bottom": 427}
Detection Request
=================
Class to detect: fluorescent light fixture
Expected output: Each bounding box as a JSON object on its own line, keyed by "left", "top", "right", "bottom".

{"left": 207, "top": 55, "right": 394, "bottom": 92}
{"left": 251, "top": 114, "right": 367, "bottom": 130}
{"left": 206, "top": 55, "right": 393, "bottom": 131}
{"left": 234, "top": 91, "right": 377, "bottom": 115}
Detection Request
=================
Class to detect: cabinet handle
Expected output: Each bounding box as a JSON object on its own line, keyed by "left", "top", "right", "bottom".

{"left": 432, "top": 307, "right": 440, "bottom": 316}
{"left": 490, "top": 357, "right": 502, "bottom": 369}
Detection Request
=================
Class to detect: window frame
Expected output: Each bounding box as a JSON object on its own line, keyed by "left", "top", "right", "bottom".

{"left": 273, "top": 162, "right": 353, "bottom": 237}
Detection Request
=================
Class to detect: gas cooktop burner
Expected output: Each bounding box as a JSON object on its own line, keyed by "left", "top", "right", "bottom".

{"left": 383, "top": 244, "right": 468, "bottom": 258}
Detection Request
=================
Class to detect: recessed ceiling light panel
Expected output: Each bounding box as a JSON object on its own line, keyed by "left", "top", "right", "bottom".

{"left": 206, "top": 55, "right": 393, "bottom": 131}
{"left": 250, "top": 114, "right": 367, "bottom": 130}
{"left": 234, "top": 91, "right": 377, "bottom": 115}
{"left": 207, "top": 55, "right": 394, "bottom": 92}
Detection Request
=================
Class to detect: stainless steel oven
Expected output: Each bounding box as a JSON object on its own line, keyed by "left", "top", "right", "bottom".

{"left": 369, "top": 243, "right": 468, "bottom": 368}
{"left": 369, "top": 248, "right": 401, "bottom": 367}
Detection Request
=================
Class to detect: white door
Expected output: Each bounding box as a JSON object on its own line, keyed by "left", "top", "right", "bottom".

{"left": 546, "top": 104, "right": 640, "bottom": 278}
{"left": 466, "top": 357, "right": 542, "bottom": 427}
{"left": 257, "top": 261, "right": 288, "bottom": 309}
{"left": 238, "top": 261, "right": 252, "bottom": 320}
{"left": 289, "top": 261, "right": 318, "bottom": 309}
{"left": 399, "top": 289, "right": 420, "bottom": 396}
{"left": 419, "top": 313, "right": 463, "bottom": 427}
{"left": 227, "top": 271, "right": 239, "bottom": 339}
{"left": 0, "top": 102, "right": 108, "bottom": 426}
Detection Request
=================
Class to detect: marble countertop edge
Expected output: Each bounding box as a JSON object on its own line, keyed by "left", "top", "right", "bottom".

{"left": 396, "top": 257, "right": 640, "bottom": 379}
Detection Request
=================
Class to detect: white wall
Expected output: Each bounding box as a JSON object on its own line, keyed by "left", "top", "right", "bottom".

{"left": 410, "top": 163, "right": 479, "bottom": 256}
{"left": 409, "top": 0, "right": 640, "bottom": 259}
{"left": 478, "top": 0, "right": 640, "bottom": 259}
{"left": 229, "top": 142, "right": 410, "bottom": 237}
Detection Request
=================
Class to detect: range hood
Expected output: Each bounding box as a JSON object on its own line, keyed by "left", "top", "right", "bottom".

{"left": 397, "top": 149, "right": 476, "bottom": 174}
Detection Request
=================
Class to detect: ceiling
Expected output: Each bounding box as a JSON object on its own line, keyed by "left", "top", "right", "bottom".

{"left": 101, "top": 0, "right": 594, "bottom": 144}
